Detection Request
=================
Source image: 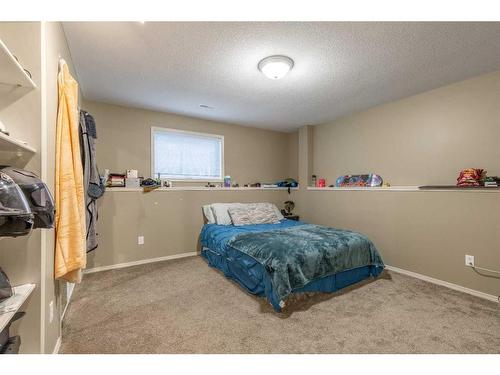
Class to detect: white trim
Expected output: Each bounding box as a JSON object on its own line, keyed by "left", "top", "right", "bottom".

{"left": 61, "top": 282, "right": 75, "bottom": 322}
{"left": 106, "top": 186, "right": 297, "bottom": 192}
{"left": 52, "top": 336, "right": 61, "bottom": 354}
{"left": 39, "top": 21, "right": 47, "bottom": 354}
{"left": 306, "top": 186, "right": 500, "bottom": 193}
{"left": 150, "top": 126, "right": 224, "bottom": 181}
{"left": 83, "top": 252, "right": 199, "bottom": 274}
{"left": 386, "top": 265, "right": 499, "bottom": 303}
{"left": 61, "top": 299, "right": 70, "bottom": 322}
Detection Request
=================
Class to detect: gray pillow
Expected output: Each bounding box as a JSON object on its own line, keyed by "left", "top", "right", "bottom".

{"left": 229, "top": 203, "right": 280, "bottom": 225}
{"left": 247, "top": 204, "right": 280, "bottom": 224}
{"left": 228, "top": 207, "right": 253, "bottom": 226}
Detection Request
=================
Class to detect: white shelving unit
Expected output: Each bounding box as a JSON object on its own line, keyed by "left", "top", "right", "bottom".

{"left": 0, "top": 284, "right": 35, "bottom": 333}
{"left": 0, "top": 38, "right": 37, "bottom": 165}
{"left": 0, "top": 38, "right": 36, "bottom": 90}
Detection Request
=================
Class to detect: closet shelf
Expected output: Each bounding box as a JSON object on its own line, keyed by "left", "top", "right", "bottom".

{"left": 0, "top": 38, "right": 36, "bottom": 90}
{"left": 0, "top": 283, "right": 36, "bottom": 333}
{"left": 0, "top": 132, "right": 36, "bottom": 154}
{"left": 0, "top": 131, "right": 37, "bottom": 166}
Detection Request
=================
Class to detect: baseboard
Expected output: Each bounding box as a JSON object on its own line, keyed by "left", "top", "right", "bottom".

{"left": 84, "top": 256, "right": 497, "bottom": 302}
{"left": 385, "top": 265, "right": 499, "bottom": 303}
{"left": 83, "top": 252, "right": 199, "bottom": 274}
{"left": 52, "top": 336, "right": 61, "bottom": 354}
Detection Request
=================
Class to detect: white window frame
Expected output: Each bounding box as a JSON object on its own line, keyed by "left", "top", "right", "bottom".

{"left": 150, "top": 126, "right": 225, "bottom": 182}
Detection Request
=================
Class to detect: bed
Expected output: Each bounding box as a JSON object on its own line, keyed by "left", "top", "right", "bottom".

{"left": 200, "top": 217, "right": 384, "bottom": 311}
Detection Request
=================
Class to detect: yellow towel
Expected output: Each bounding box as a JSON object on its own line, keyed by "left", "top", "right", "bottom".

{"left": 54, "top": 60, "right": 86, "bottom": 283}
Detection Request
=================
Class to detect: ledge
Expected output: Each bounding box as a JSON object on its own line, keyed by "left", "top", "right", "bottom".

{"left": 0, "top": 132, "right": 37, "bottom": 166}
{"left": 307, "top": 186, "right": 500, "bottom": 193}
{"left": 0, "top": 283, "right": 36, "bottom": 333}
{"left": 106, "top": 186, "right": 298, "bottom": 192}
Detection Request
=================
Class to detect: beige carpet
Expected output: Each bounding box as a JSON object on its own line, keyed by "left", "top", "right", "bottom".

{"left": 60, "top": 256, "right": 500, "bottom": 354}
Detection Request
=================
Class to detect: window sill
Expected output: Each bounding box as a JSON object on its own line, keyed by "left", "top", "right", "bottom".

{"left": 106, "top": 186, "right": 298, "bottom": 192}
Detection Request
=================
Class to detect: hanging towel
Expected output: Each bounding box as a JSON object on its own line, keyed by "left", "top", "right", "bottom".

{"left": 79, "top": 110, "right": 104, "bottom": 252}
{"left": 54, "top": 60, "right": 87, "bottom": 283}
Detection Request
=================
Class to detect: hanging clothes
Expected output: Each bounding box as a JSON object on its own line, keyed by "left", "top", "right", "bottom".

{"left": 79, "top": 110, "right": 104, "bottom": 252}
{"left": 54, "top": 59, "right": 87, "bottom": 283}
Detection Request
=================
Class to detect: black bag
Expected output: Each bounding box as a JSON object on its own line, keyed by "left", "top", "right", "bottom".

{"left": 0, "top": 268, "right": 13, "bottom": 302}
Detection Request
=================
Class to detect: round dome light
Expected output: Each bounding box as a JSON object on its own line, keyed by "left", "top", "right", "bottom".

{"left": 258, "top": 55, "right": 294, "bottom": 80}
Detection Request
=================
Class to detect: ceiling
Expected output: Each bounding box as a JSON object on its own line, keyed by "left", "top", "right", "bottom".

{"left": 63, "top": 22, "right": 500, "bottom": 132}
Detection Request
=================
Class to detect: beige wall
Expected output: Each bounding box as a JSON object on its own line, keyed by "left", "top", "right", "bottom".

{"left": 293, "top": 69, "right": 500, "bottom": 297}
{"left": 88, "top": 190, "right": 289, "bottom": 269}
{"left": 287, "top": 131, "right": 299, "bottom": 181}
{"left": 312, "top": 70, "right": 500, "bottom": 186}
{"left": 83, "top": 100, "right": 296, "bottom": 269}
{"left": 293, "top": 189, "right": 500, "bottom": 296}
{"left": 298, "top": 125, "right": 313, "bottom": 187}
{"left": 83, "top": 100, "right": 294, "bottom": 185}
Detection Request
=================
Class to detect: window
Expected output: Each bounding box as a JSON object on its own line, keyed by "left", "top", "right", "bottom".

{"left": 151, "top": 127, "right": 224, "bottom": 181}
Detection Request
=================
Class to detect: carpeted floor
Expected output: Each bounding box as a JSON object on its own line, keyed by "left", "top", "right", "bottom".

{"left": 60, "top": 256, "right": 500, "bottom": 354}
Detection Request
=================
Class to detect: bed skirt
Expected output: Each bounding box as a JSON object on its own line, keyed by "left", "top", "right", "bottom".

{"left": 201, "top": 246, "right": 384, "bottom": 311}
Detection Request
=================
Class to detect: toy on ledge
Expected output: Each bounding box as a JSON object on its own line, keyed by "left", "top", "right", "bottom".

{"left": 335, "top": 174, "right": 383, "bottom": 187}
{"left": 420, "top": 168, "right": 500, "bottom": 190}
{"left": 456, "top": 168, "right": 484, "bottom": 187}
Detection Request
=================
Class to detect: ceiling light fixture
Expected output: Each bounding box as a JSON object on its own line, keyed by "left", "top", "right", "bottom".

{"left": 258, "top": 55, "right": 294, "bottom": 80}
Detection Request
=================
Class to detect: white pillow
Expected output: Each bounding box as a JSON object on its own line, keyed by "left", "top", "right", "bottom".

{"left": 202, "top": 205, "right": 216, "bottom": 224}
{"left": 211, "top": 203, "right": 244, "bottom": 225}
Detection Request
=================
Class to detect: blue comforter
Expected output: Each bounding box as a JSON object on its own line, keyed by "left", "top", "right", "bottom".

{"left": 200, "top": 219, "right": 304, "bottom": 256}
{"left": 228, "top": 224, "right": 384, "bottom": 302}
{"left": 200, "top": 220, "right": 384, "bottom": 308}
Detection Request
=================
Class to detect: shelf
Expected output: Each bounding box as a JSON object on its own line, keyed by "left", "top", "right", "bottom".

{"left": 0, "top": 38, "right": 37, "bottom": 110}
{"left": 0, "top": 283, "right": 35, "bottom": 333}
{"left": 306, "top": 186, "right": 500, "bottom": 193}
{"left": 0, "top": 131, "right": 37, "bottom": 166}
{"left": 307, "top": 186, "right": 418, "bottom": 191}
{"left": 0, "top": 38, "right": 36, "bottom": 89}
{"left": 107, "top": 186, "right": 298, "bottom": 192}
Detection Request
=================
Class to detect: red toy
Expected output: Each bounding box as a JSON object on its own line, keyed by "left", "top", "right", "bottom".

{"left": 457, "top": 168, "right": 484, "bottom": 187}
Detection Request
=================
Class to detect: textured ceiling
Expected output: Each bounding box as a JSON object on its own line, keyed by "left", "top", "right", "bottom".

{"left": 63, "top": 22, "right": 500, "bottom": 132}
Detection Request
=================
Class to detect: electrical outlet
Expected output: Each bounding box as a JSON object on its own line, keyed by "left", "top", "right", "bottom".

{"left": 49, "top": 300, "right": 54, "bottom": 323}
{"left": 138, "top": 236, "right": 144, "bottom": 245}
{"left": 465, "top": 255, "right": 475, "bottom": 267}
